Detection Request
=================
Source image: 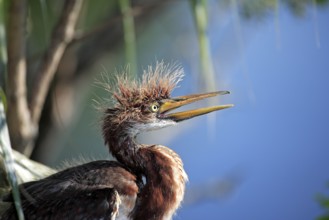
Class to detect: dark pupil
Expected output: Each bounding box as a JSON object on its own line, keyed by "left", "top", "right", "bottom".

{"left": 153, "top": 105, "right": 157, "bottom": 110}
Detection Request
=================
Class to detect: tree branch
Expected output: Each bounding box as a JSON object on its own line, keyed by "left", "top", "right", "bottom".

{"left": 0, "top": 99, "right": 25, "bottom": 219}
{"left": 6, "top": 0, "right": 34, "bottom": 154}
{"left": 29, "top": 0, "right": 84, "bottom": 127}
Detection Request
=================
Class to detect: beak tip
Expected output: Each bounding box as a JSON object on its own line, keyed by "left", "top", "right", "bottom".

{"left": 216, "top": 91, "right": 230, "bottom": 95}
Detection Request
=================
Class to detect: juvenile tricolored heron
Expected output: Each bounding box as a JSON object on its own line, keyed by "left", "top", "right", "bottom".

{"left": 3, "top": 63, "right": 233, "bottom": 220}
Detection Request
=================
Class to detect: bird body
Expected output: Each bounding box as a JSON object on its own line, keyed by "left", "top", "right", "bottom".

{"left": 2, "top": 63, "right": 232, "bottom": 219}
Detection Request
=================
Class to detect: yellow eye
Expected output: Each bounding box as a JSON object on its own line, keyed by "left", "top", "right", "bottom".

{"left": 150, "top": 103, "right": 159, "bottom": 112}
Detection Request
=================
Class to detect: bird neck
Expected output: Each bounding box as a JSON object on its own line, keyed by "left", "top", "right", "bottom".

{"left": 106, "top": 126, "right": 140, "bottom": 169}
{"left": 106, "top": 128, "right": 187, "bottom": 220}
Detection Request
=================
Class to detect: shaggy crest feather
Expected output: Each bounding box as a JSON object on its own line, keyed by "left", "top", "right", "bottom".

{"left": 114, "top": 62, "right": 184, "bottom": 108}
{"left": 101, "top": 62, "right": 184, "bottom": 140}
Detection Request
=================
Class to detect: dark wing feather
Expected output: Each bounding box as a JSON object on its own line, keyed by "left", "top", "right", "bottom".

{"left": 3, "top": 186, "right": 118, "bottom": 220}
{"left": 2, "top": 161, "right": 139, "bottom": 220}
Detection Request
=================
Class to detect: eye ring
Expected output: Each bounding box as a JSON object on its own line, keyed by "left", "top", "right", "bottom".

{"left": 150, "top": 103, "right": 160, "bottom": 112}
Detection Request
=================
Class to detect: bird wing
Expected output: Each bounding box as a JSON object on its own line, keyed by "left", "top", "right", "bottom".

{"left": 2, "top": 160, "right": 139, "bottom": 220}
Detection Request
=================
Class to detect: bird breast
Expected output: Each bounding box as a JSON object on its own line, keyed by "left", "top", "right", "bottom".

{"left": 144, "top": 145, "right": 188, "bottom": 219}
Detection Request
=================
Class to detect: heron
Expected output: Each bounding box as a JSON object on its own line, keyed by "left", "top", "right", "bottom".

{"left": 2, "top": 63, "right": 233, "bottom": 220}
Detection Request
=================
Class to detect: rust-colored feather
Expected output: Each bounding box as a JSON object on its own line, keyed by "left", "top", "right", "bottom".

{"left": 114, "top": 62, "right": 183, "bottom": 108}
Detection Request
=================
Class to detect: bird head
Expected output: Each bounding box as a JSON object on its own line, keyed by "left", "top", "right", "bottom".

{"left": 102, "top": 63, "right": 233, "bottom": 139}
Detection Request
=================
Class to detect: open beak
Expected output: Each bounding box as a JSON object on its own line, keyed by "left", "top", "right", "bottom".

{"left": 159, "top": 91, "right": 233, "bottom": 122}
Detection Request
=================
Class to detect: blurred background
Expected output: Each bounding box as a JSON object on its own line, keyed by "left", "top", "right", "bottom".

{"left": 1, "top": 0, "right": 329, "bottom": 219}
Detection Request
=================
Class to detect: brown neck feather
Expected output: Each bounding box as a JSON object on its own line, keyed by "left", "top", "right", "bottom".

{"left": 105, "top": 123, "right": 186, "bottom": 220}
